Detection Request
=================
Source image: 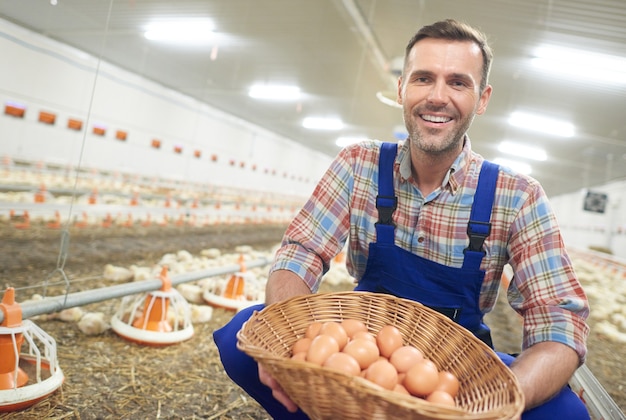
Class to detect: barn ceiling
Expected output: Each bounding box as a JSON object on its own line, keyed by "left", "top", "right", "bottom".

{"left": 1, "top": 0, "right": 625, "bottom": 197}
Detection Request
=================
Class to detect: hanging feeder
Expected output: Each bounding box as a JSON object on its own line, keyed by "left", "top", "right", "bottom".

{"left": 0, "top": 288, "right": 64, "bottom": 412}
{"left": 111, "top": 266, "right": 194, "bottom": 346}
{"left": 203, "top": 254, "right": 265, "bottom": 311}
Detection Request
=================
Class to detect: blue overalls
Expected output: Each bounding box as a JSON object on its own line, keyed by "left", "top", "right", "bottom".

{"left": 213, "top": 142, "right": 589, "bottom": 420}
{"left": 354, "top": 142, "right": 496, "bottom": 347}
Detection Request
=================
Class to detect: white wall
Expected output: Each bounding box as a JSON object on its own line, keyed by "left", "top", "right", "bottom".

{"left": 0, "top": 19, "right": 332, "bottom": 198}
{"left": 551, "top": 179, "right": 626, "bottom": 259}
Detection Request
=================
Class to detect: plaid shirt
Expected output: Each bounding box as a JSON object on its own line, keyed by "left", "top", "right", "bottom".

{"left": 271, "top": 138, "right": 589, "bottom": 361}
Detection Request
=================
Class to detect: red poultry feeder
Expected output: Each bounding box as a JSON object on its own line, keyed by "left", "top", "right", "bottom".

{"left": 111, "top": 266, "right": 194, "bottom": 346}
{"left": 0, "top": 288, "right": 64, "bottom": 412}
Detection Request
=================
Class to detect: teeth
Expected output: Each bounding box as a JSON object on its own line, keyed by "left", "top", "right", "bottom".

{"left": 422, "top": 114, "right": 451, "bottom": 123}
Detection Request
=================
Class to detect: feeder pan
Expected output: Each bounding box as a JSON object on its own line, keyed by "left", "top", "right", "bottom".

{"left": 203, "top": 255, "right": 264, "bottom": 312}
{"left": 111, "top": 266, "right": 194, "bottom": 346}
{"left": 0, "top": 288, "right": 64, "bottom": 412}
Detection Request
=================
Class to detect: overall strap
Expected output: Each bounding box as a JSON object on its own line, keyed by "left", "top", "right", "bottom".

{"left": 462, "top": 161, "right": 500, "bottom": 269}
{"left": 375, "top": 142, "right": 398, "bottom": 244}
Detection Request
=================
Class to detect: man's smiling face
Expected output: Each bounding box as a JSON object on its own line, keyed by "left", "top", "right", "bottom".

{"left": 398, "top": 38, "right": 492, "bottom": 156}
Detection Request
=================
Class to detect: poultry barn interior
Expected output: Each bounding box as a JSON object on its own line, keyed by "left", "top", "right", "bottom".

{"left": 0, "top": 1, "right": 625, "bottom": 418}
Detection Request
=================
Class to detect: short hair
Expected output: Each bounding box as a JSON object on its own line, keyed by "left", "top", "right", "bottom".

{"left": 404, "top": 19, "right": 493, "bottom": 92}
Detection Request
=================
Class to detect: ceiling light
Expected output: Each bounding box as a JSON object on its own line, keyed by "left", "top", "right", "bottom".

{"left": 248, "top": 85, "right": 301, "bottom": 101}
{"left": 144, "top": 20, "right": 214, "bottom": 44}
{"left": 497, "top": 141, "right": 547, "bottom": 161}
{"left": 493, "top": 158, "right": 532, "bottom": 175}
{"left": 531, "top": 45, "right": 626, "bottom": 85}
{"left": 336, "top": 136, "right": 369, "bottom": 147}
{"left": 302, "top": 117, "right": 344, "bottom": 130}
{"left": 508, "top": 111, "right": 575, "bottom": 137}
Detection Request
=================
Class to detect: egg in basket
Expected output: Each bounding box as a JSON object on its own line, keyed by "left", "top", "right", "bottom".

{"left": 237, "top": 291, "right": 524, "bottom": 420}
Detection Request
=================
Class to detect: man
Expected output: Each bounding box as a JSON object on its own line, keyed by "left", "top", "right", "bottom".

{"left": 214, "top": 19, "right": 590, "bottom": 419}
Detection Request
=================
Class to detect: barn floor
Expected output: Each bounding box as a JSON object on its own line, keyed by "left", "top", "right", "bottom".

{"left": 0, "top": 222, "right": 623, "bottom": 419}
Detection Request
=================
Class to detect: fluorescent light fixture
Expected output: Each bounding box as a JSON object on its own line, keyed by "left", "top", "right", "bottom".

{"left": 493, "top": 158, "right": 532, "bottom": 175}
{"left": 144, "top": 20, "right": 214, "bottom": 44}
{"left": 508, "top": 111, "right": 575, "bottom": 137}
{"left": 336, "top": 136, "right": 369, "bottom": 147}
{"left": 376, "top": 91, "right": 402, "bottom": 109}
{"left": 302, "top": 117, "right": 344, "bottom": 130}
{"left": 248, "top": 85, "right": 301, "bottom": 101}
{"left": 531, "top": 45, "right": 626, "bottom": 85}
{"left": 497, "top": 141, "right": 547, "bottom": 161}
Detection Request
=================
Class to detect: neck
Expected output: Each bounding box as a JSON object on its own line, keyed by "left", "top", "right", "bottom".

{"left": 410, "top": 143, "right": 462, "bottom": 196}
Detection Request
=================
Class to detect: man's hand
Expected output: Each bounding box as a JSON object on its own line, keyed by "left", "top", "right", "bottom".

{"left": 258, "top": 363, "right": 299, "bottom": 412}
{"left": 259, "top": 269, "right": 312, "bottom": 412}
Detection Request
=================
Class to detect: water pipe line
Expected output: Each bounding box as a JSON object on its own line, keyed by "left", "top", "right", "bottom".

{"left": 0, "top": 257, "right": 272, "bottom": 324}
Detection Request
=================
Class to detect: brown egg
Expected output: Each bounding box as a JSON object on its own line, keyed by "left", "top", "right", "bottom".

{"left": 319, "top": 322, "right": 349, "bottom": 349}
{"left": 389, "top": 345, "right": 424, "bottom": 373}
{"left": 342, "top": 338, "right": 380, "bottom": 369}
{"left": 376, "top": 325, "right": 404, "bottom": 358}
{"left": 291, "top": 337, "right": 312, "bottom": 355}
{"left": 393, "top": 383, "right": 411, "bottom": 395}
{"left": 397, "top": 372, "right": 406, "bottom": 384}
{"left": 351, "top": 330, "right": 376, "bottom": 343}
{"left": 364, "top": 359, "right": 398, "bottom": 390}
{"left": 291, "top": 352, "right": 307, "bottom": 362}
{"left": 323, "top": 352, "right": 361, "bottom": 376}
{"left": 341, "top": 319, "right": 368, "bottom": 338}
{"left": 434, "top": 371, "right": 460, "bottom": 398}
{"left": 426, "top": 390, "right": 456, "bottom": 407}
{"left": 404, "top": 359, "right": 439, "bottom": 397}
{"left": 305, "top": 322, "right": 323, "bottom": 339}
{"left": 306, "top": 334, "right": 339, "bottom": 366}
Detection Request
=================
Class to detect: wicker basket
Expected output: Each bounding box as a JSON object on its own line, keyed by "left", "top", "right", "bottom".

{"left": 237, "top": 291, "right": 524, "bottom": 420}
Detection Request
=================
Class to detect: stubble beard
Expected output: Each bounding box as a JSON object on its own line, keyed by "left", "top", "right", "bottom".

{"left": 403, "top": 106, "right": 475, "bottom": 157}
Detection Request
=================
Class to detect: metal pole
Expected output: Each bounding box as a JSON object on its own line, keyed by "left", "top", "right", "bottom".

{"left": 0, "top": 257, "right": 272, "bottom": 323}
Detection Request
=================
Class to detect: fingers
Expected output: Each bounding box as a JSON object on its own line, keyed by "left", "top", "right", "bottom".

{"left": 258, "top": 364, "right": 299, "bottom": 413}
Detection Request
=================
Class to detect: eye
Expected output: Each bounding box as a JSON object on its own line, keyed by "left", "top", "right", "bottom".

{"left": 450, "top": 79, "right": 468, "bottom": 88}
{"left": 412, "top": 75, "right": 431, "bottom": 84}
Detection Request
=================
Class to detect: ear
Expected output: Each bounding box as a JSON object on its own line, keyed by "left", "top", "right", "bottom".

{"left": 475, "top": 84, "right": 492, "bottom": 115}
{"left": 396, "top": 76, "right": 404, "bottom": 105}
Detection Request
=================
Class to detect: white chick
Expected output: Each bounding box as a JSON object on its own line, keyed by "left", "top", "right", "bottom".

{"left": 234, "top": 245, "right": 253, "bottom": 254}
{"left": 176, "top": 249, "right": 194, "bottom": 263}
{"left": 103, "top": 264, "right": 134, "bottom": 282}
{"left": 57, "top": 307, "right": 85, "bottom": 322}
{"left": 78, "top": 312, "right": 110, "bottom": 335}
{"left": 177, "top": 283, "right": 204, "bottom": 304}
{"left": 201, "top": 248, "right": 221, "bottom": 259}
{"left": 130, "top": 265, "right": 153, "bottom": 281}
{"left": 190, "top": 304, "right": 213, "bottom": 324}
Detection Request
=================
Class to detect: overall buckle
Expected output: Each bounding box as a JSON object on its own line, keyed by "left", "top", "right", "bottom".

{"left": 464, "top": 221, "right": 491, "bottom": 254}
{"left": 375, "top": 195, "right": 397, "bottom": 226}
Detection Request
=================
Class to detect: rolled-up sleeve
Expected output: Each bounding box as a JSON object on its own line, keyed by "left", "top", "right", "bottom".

{"left": 507, "top": 181, "right": 590, "bottom": 362}
{"left": 270, "top": 145, "right": 359, "bottom": 292}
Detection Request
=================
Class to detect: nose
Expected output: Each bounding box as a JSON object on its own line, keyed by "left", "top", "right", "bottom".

{"left": 427, "top": 80, "right": 448, "bottom": 107}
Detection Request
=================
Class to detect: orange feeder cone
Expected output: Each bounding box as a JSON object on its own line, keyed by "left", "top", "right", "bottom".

{"left": 132, "top": 267, "right": 173, "bottom": 333}
{"left": 0, "top": 288, "right": 64, "bottom": 412}
{"left": 203, "top": 254, "right": 264, "bottom": 312}
{"left": 88, "top": 188, "right": 98, "bottom": 205}
{"left": 224, "top": 255, "right": 247, "bottom": 300}
{"left": 0, "top": 289, "right": 28, "bottom": 390}
{"left": 34, "top": 184, "right": 46, "bottom": 203}
{"left": 111, "top": 267, "right": 194, "bottom": 346}
{"left": 12, "top": 211, "right": 30, "bottom": 230}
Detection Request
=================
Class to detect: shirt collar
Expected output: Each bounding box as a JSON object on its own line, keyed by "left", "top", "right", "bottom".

{"left": 396, "top": 136, "right": 474, "bottom": 195}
